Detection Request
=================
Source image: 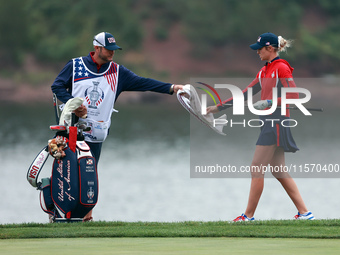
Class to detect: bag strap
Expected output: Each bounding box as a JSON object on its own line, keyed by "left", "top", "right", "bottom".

{"left": 27, "top": 146, "right": 49, "bottom": 188}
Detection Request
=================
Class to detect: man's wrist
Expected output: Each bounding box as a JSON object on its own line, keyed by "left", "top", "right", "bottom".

{"left": 170, "top": 84, "right": 175, "bottom": 93}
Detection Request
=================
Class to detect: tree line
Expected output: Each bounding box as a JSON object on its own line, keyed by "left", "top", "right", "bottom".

{"left": 1, "top": 0, "right": 339, "bottom": 75}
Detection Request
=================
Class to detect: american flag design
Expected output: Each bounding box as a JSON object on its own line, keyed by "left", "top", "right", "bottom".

{"left": 74, "top": 58, "right": 97, "bottom": 83}
{"left": 74, "top": 57, "right": 118, "bottom": 93}
{"left": 104, "top": 63, "right": 118, "bottom": 92}
{"left": 73, "top": 57, "right": 118, "bottom": 109}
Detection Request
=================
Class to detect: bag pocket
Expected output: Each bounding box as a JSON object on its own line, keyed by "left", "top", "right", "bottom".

{"left": 83, "top": 119, "right": 110, "bottom": 142}
{"left": 78, "top": 156, "right": 98, "bottom": 206}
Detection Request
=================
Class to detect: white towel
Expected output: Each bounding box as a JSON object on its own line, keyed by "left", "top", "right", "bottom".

{"left": 177, "top": 84, "right": 227, "bottom": 135}
{"left": 59, "top": 97, "right": 85, "bottom": 126}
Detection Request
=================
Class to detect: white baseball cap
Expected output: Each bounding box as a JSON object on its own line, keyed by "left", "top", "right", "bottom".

{"left": 93, "top": 32, "right": 122, "bottom": 50}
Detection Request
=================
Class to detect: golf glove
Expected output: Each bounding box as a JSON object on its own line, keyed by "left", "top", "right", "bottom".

{"left": 253, "top": 100, "right": 272, "bottom": 110}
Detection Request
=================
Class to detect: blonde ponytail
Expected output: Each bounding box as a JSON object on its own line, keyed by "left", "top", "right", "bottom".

{"left": 277, "top": 36, "right": 293, "bottom": 52}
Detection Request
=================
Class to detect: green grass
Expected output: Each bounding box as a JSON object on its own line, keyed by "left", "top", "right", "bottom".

{"left": 1, "top": 220, "right": 340, "bottom": 239}
{"left": 1, "top": 237, "right": 340, "bottom": 255}
{"left": 1, "top": 221, "right": 340, "bottom": 255}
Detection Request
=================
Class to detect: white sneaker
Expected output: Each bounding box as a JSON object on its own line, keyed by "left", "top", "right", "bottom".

{"left": 294, "top": 211, "right": 315, "bottom": 220}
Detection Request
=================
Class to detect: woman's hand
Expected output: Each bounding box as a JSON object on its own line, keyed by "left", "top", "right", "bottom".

{"left": 206, "top": 105, "right": 219, "bottom": 114}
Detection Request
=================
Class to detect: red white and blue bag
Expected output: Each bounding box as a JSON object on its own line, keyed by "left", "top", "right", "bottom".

{"left": 27, "top": 125, "right": 98, "bottom": 222}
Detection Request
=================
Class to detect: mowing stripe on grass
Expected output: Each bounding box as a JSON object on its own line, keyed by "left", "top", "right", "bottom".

{"left": 1, "top": 220, "right": 340, "bottom": 239}
{"left": 1, "top": 238, "right": 340, "bottom": 255}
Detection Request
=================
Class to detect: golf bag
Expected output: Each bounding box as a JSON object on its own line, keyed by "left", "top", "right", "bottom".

{"left": 27, "top": 98, "right": 99, "bottom": 221}
{"left": 39, "top": 130, "right": 98, "bottom": 220}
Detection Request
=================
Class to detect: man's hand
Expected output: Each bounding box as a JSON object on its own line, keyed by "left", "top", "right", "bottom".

{"left": 253, "top": 100, "right": 272, "bottom": 110}
{"left": 74, "top": 104, "right": 87, "bottom": 118}
{"left": 173, "top": 84, "right": 184, "bottom": 94}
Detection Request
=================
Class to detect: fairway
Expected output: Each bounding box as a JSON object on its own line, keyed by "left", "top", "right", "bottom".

{"left": 1, "top": 237, "right": 340, "bottom": 255}
{"left": 1, "top": 221, "right": 340, "bottom": 254}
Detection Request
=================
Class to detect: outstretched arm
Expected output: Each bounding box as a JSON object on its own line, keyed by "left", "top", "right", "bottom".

{"left": 208, "top": 78, "right": 262, "bottom": 113}
{"left": 117, "top": 65, "right": 173, "bottom": 96}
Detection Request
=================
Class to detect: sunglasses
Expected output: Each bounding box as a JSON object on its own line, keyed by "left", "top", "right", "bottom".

{"left": 94, "top": 38, "right": 105, "bottom": 47}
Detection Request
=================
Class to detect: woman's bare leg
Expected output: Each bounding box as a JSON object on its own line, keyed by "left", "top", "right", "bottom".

{"left": 270, "top": 147, "right": 308, "bottom": 214}
{"left": 244, "top": 145, "right": 277, "bottom": 218}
